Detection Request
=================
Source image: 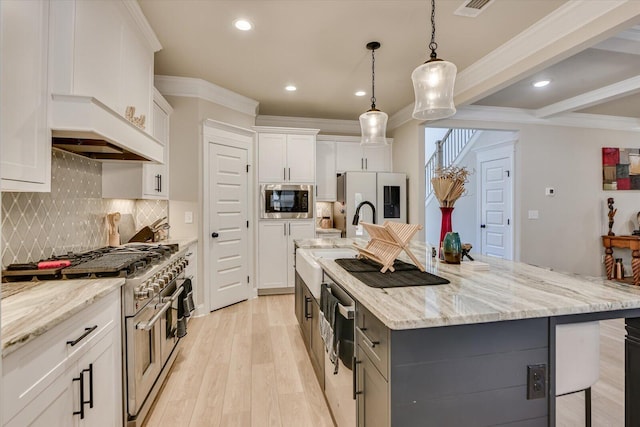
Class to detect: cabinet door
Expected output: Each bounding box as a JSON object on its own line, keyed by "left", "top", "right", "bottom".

{"left": 336, "top": 142, "right": 364, "bottom": 172}
{"left": 356, "top": 346, "right": 389, "bottom": 427}
{"left": 287, "top": 221, "right": 316, "bottom": 287}
{"left": 287, "top": 134, "right": 315, "bottom": 183}
{"left": 258, "top": 221, "right": 288, "bottom": 288}
{"left": 316, "top": 140, "right": 337, "bottom": 201}
{"left": 295, "top": 272, "right": 305, "bottom": 327}
{"left": 118, "top": 22, "right": 153, "bottom": 124}
{"left": 363, "top": 145, "right": 392, "bottom": 172}
{"left": 309, "top": 297, "right": 325, "bottom": 389}
{"left": 1, "top": 0, "right": 51, "bottom": 191}
{"left": 5, "top": 367, "right": 76, "bottom": 427}
{"left": 142, "top": 164, "right": 167, "bottom": 198}
{"left": 258, "top": 134, "right": 287, "bottom": 182}
{"left": 78, "top": 324, "right": 122, "bottom": 427}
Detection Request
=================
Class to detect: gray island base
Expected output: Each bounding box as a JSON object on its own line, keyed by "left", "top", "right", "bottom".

{"left": 294, "top": 238, "right": 640, "bottom": 427}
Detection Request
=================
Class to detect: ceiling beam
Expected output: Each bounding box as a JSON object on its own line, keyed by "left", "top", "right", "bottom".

{"left": 535, "top": 75, "right": 640, "bottom": 118}
{"left": 453, "top": 0, "right": 640, "bottom": 107}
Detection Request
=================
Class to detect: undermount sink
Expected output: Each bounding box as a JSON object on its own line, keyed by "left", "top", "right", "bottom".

{"left": 296, "top": 247, "right": 358, "bottom": 298}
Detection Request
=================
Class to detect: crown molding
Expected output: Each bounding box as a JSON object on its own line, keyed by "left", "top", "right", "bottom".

{"left": 535, "top": 75, "right": 640, "bottom": 118}
{"left": 440, "top": 105, "right": 640, "bottom": 132}
{"left": 253, "top": 126, "right": 319, "bottom": 135}
{"left": 204, "top": 119, "right": 255, "bottom": 138}
{"left": 454, "top": 0, "right": 640, "bottom": 106}
{"left": 154, "top": 75, "right": 259, "bottom": 117}
{"left": 255, "top": 115, "right": 360, "bottom": 135}
{"left": 121, "top": 0, "right": 162, "bottom": 52}
{"left": 388, "top": 103, "right": 416, "bottom": 130}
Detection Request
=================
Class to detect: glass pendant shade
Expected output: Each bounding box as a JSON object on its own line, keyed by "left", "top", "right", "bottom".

{"left": 359, "top": 108, "right": 388, "bottom": 146}
{"left": 412, "top": 58, "right": 457, "bottom": 120}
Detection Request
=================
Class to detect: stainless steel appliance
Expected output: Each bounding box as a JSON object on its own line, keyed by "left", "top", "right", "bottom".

{"left": 322, "top": 274, "right": 356, "bottom": 427}
{"left": 336, "top": 172, "right": 407, "bottom": 237}
{"left": 4, "top": 244, "right": 191, "bottom": 427}
{"left": 260, "top": 184, "right": 314, "bottom": 219}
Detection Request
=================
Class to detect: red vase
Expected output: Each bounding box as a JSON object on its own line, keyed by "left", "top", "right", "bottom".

{"left": 439, "top": 207, "right": 454, "bottom": 257}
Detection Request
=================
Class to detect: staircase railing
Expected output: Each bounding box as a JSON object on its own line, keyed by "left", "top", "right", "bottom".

{"left": 425, "top": 128, "right": 477, "bottom": 199}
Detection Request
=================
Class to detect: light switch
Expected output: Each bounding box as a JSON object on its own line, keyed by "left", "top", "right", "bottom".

{"left": 528, "top": 210, "right": 539, "bottom": 219}
{"left": 184, "top": 211, "right": 193, "bottom": 224}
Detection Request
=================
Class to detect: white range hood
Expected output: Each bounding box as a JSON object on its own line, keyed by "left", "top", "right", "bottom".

{"left": 50, "top": 94, "right": 163, "bottom": 163}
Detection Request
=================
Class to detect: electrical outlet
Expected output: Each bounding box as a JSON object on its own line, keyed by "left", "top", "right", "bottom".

{"left": 527, "top": 364, "right": 546, "bottom": 400}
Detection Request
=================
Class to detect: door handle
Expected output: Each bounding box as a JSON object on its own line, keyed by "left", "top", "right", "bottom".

{"left": 84, "top": 364, "right": 94, "bottom": 409}
{"left": 211, "top": 232, "right": 219, "bottom": 238}
{"left": 365, "top": 158, "right": 368, "bottom": 170}
{"left": 304, "top": 296, "right": 312, "bottom": 319}
{"left": 480, "top": 224, "right": 486, "bottom": 228}
{"left": 288, "top": 168, "right": 291, "bottom": 181}
{"left": 67, "top": 325, "right": 98, "bottom": 347}
{"left": 361, "top": 158, "right": 364, "bottom": 170}
{"left": 353, "top": 357, "right": 362, "bottom": 399}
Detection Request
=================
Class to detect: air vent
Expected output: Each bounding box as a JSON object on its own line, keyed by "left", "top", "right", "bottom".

{"left": 454, "top": 0, "right": 495, "bottom": 17}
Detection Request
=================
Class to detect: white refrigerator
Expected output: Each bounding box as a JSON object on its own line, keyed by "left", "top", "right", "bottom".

{"left": 336, "top": 172, "right": 407, "bottom": 237}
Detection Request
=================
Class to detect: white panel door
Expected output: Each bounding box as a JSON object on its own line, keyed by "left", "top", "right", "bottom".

{"left": 480, "top": 157, "right": 512, "bottom": 259}
{"left": 287, "top": 221, "right": 316, "bottom": 287}
{"left": 258, "top": 133, "right": 287, "bottom": 182}
{"left": 209, "top": 143, "right": 250, "bottom": 310}
{"left": 258, "top": 221, "right": 288, "bottom": 289}
{"left": 287, "top": 134, "right": 315, "bottom": 183}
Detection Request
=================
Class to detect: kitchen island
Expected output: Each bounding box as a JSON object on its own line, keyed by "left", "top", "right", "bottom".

{"left": 295, "top": 238, "right": 640, "bottom": 426}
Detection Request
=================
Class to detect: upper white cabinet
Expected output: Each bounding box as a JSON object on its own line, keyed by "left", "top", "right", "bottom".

{"left": 256, "top": 127, "right": 319, "bottom": 183}
{"left": 316, "top": 140, "right": 337, "bottom": 201}
{"left": 103, "top": 89, "right": 172, "bottom": 199}
{"left": 0, "top": 0, "right": 52, "bottom": 192}
{"left": 50, "top": 0, "right": 160, "bottom": 129}
{"left": 335, "top": 137, "right": 392, "bottom": 173}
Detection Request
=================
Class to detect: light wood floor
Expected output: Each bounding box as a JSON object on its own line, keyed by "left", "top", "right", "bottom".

{"left": 143, "top": 294, "right": 334, "bottom": 427}
{"left": 144, "top": 294, "right": 626, "bottom": 427}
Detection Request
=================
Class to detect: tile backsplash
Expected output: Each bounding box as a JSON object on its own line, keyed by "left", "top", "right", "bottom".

{"left": 1, "top": 149, "right": 168, "bottom": 267}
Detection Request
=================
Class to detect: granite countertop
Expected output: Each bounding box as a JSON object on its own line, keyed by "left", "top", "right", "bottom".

{"left": 157, "top": 236, "right": 198, "bottom": 249}
{"left": 1, "top": 278, "right": 125, "bottom": 356}
{"left": 295, "top": 238, "right": 640, "bottom": 330}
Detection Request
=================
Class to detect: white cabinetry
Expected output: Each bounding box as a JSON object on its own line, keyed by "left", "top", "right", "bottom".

{"left": 336, "top": 139, "right": 392, "bottom": 173}
{"left": 258, "top": 220, "right": 315, "bottom": 289}
{"left": 102, "top": 89, "right": 172, "bottom": 199}
{"left": 316, "top": 140, "right": 337, "bottom": 201}
{"left": 3, "top": 289, "right": 122, "bottom": 427}
{"left": 0, "top": 0, "right": 51, "bottom": 192}
{"left": 50, "top": 0, "right": 159, "bottom": 128}
{"left": 256, "top": 128, "right": 319, "bottom": 183}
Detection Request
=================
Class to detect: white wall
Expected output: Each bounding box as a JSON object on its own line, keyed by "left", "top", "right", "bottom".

{"left": 390, "top": 120, "right": 422, "bottom": 225}
{"left": 393, "top": 117, "right": 640, "bottom": 277}
{"left": 165, "top": 94, "right": 255, "bottom": 312}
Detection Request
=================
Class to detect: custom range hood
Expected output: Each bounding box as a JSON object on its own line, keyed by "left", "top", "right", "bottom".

{"left": 50, "top": 94, "right": 163, "bottom": 162}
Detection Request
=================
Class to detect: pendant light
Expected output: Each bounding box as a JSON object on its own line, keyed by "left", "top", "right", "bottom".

{"left": 411, "top": 0, "right": 457, "bottom": 121}
{"left": 360, "top": 41, "right": 388, "bottom": 146}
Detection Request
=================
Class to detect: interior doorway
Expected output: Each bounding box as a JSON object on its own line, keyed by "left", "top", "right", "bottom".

{"left": 477, "top": 145, "right": 514, "bottom": 259}
{"left": 203, "top": 120, "right": 254, "bottom": 312}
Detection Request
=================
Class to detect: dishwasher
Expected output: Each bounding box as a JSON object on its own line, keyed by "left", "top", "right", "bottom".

{"left": 322, "top": 273, "right": 356, "bottom": 427}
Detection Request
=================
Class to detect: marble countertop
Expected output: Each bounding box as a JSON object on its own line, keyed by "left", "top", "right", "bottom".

{"left": 1, "top": 278, "right": 124, "bottom": 356}
{"left": 158, "top": 236, "right": 198, "bottom": 249}
{"left": 295, "top": 238, "right": 640, "bottom": 330}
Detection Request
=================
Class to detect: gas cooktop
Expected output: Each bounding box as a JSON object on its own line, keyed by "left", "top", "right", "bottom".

{"left": 2, "top": 243, "right": 179, "bottom": 282}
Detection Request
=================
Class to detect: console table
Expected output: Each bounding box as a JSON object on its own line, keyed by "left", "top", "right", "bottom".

{"left": 602, "top": 235, "right": 640, "bottom": 286}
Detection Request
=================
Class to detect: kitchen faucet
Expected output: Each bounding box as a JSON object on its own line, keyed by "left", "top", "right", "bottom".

{"left": 352, "top": 201, "right": 376, "bottom": 225}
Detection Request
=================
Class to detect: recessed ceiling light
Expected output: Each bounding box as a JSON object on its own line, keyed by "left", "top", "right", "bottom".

{"left": 533, "top": 80, "right": 551, "bottom": 88}
{"left": 355, "top": 91, "right": 366, "bottom": 97}
{"left": 285, "top": 85, "right": 297, "bottom": 92}
{"left": 234, "top": 19, "right": 253, "bottom": 31}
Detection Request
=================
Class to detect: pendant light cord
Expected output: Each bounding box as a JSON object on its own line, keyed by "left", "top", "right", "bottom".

{"left": 370, "top": 48, "right": 377, "bottom": 109}
{"left": 429, "top": 0, "right": 438, "bottom": 60}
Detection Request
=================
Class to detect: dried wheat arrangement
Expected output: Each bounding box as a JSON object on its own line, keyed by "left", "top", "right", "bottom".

{"left": 431, "top": 166, "right": 470, "bottom": 207}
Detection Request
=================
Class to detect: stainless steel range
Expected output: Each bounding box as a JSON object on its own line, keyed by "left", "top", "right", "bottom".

{"left": 4, "top": 243, "right": 194, "bottom": 427}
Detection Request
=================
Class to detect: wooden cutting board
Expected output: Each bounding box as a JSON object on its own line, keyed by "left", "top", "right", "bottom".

{"left": 119, "top": 214, "right": 136, "bottom": 244}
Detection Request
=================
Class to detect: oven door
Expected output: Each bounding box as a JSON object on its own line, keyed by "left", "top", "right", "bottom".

{"left": 260, "top": 184, "right": 313, "bottom": 219}
{"left": 160, "top": 279, "right": 185, "bottom": 364}
{"left": 126, "top": 301, "right": 164, "bottom": 417}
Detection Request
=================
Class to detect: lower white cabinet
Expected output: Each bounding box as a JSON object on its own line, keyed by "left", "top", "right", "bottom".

{"left": 3, "top": 289, "right": 122, "bottom": 427}
{"left": 258, "top": 220, "right": 315, "bottom": 289}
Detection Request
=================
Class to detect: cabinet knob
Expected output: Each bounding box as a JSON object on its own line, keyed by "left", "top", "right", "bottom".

{"left": 211, "top": 232, "right": 219, "bottom": 238}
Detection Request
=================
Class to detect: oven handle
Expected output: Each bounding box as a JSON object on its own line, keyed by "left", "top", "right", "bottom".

{"left": 135, "top": 285, "right": 184, "bottom": 331}
{"left": 162, "top": 283, "right": 185, "bottom": 304}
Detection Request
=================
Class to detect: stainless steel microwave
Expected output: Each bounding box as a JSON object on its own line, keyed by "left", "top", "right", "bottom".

{"left": 260, "top": 184, "right": 314, "bottom": 219}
